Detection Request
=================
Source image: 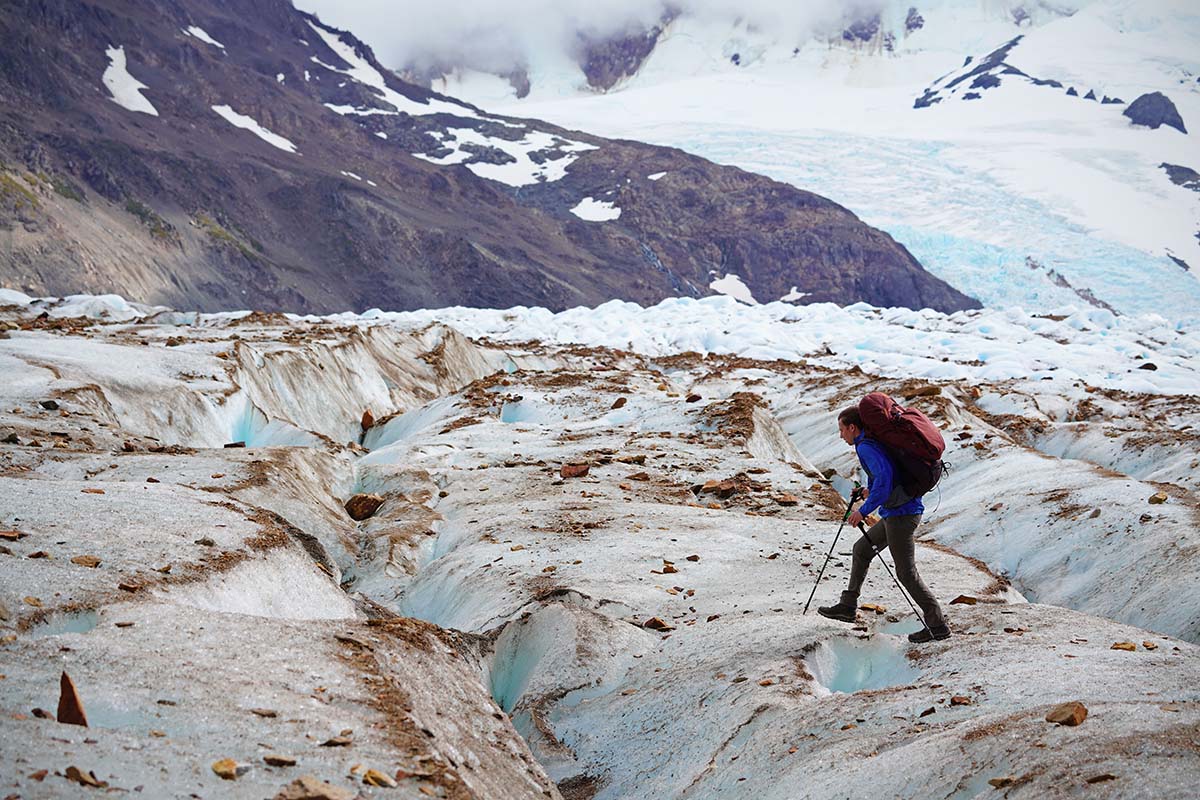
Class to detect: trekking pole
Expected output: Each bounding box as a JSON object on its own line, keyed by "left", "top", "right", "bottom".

{"left": 802, "top": 486, "right": 864, "bottom": 614}
{"left": 856, "top": 522, "right": 934, "bottom": 640}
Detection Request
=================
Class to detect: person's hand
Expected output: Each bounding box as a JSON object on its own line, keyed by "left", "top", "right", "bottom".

{"left": 848, "top": 509, "right": 864, "bottom": 528}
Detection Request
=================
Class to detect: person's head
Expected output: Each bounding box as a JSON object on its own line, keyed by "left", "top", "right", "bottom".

{"left": 837, "top": 406, "right": 862, "bottom": 446}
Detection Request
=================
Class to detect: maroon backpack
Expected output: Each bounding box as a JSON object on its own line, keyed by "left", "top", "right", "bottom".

{"left": 858, "top": 392, "right": 946, "bottom": 497}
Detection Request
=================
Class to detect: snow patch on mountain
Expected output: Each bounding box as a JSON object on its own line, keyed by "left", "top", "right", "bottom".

{"left": 305, "top": 19, "right": 481, "bottom": 120}
{"left": 101, "top": 46, "right": 158, "bottom": 116}
{"left": 412, "top": 128, "right": 596, "bottom": 187}
{"left": 182, "top": 25, "right": 225, "bottom": 49}
{"left": 708, "top": 274, "right": 757, "bottom": 305}
{"left": 570, "top": 197, "right": 621, "bottom": 221}
{"left": 211, "top": 104, "right": 298, "bottom": 153}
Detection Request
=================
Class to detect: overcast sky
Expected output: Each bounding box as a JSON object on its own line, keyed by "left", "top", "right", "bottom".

{"left": 293, "top": 1, "right": 883, "bottom": 73}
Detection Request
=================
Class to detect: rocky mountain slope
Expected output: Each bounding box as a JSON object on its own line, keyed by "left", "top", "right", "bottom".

{"left": 2, "top": 292, "right": 1198, "bottom": 797}
{"left": 0, "top": 0, "right": 976, "bottom": 315}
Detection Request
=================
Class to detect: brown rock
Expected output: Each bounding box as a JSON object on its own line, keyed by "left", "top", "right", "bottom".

{"left": 1045, "top": 701, "right": 1088, "bottom": 726}
{"left": 642, "top": 617, "right": 675, "bottom": 632}
{"left": 0, "top": 530, "right": 27, "bottom": 541}
{"left": 685, "top": 393, "right": 702, "bottom": 403}
{"left": 904, "top": 385, "right": 942, "bottom": 398}
{"left": 686, "top": 554, "right": 700, "bottom": 562}
{"left": 662, "top": 563, "right": 679, "bottom": 574}
{"left": 64, "top": 766, "right": 106, "bottom": 787}
{"left": 1142, "top": 641, "right": 1158, "bottom": 651}
{"left": 362, "top": 769, "right": 397, "bottom": 787}
{"left": 117, "top": 582, "right": 141, "bottom": 592}
{"left": 320, "top": 735, "right": 353, "bottom": 747}
{"left": 611, "top": 397, "right": 627, "bottom": 410}
{"left": 1110, "top": 641, "right": 1137, "bottom": 652}
{"left": 57, "top": 671, "right": 89, "bottom": 727}
{"left": 344, "top": 493, "right": 384, "bottom": 521}
{"left": 773, "top": 493, "right": 799, "bottom": 506}
{"left": 360, "top": 409, "right": 375, "bottom": 431}
{"left": 625, "top": 471, "right": 650, "bottom": 481}
{"left": 264, "top": 754, "right": 297, "bottom": 767}
{"left": 250, "top": 708, "right": 278, "bottom": 718}
{"left": 859, "top": 603, "right": 886, "bottom": 614}
{"left": 80, "top": 488, "right": 105, "bottom": 495}
{"left": 1148, "top": 491, "right": 1168, "bottom": 504}
{"left": 274, "top": 775, "right": 355, "bottom": 800}
{"left": 919, "top": 706, "right": 936, "bottom": 718}
{"left": 212, "top": 759, "right": 245, "bottom": 780}
{"left": 70, "top": 555, "right": 101, "bottom": 568}
{"left": 950, "top": 695, "right": 972, "bottom": 706}
{"left": 1086, "top": 774, "right": 1118, "bottom": 784}
{"left": 615, "top": 453, "right": 645, "bottom": 464}
{"left": 949, "top": 595, "right": 978, "bottom": 605}
{"left": 988, "top": 776, "right": 1016, "bottom": 788}
{"left": 560, "top": 463, "right": 590, "bottom": 478}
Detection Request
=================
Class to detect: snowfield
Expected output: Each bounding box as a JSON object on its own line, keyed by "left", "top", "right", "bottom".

{"left": 101, "top": 46, "right": 158, "bottom": 117}
{"left": 441, "top": 0, "right": 1200, "bottom": 325}
{"left": 211, "top": 104, "right": 298, "bottom": 154}
{"left": 1, "top": 294, "right": 1197, "bottom": 798}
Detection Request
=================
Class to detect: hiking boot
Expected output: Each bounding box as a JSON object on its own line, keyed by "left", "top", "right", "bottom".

{"left": 908, "top": 624, "right": 951, "bottom": 643}
{"left": 817, "top": 601, "right": 858, "bottom": 623}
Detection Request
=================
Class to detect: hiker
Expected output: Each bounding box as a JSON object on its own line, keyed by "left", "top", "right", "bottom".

{"left": 818, "top": 405, "right": 950, "bottom": 643}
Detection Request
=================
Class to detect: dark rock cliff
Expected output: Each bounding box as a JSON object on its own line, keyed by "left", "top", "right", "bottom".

{"left": 0, "top": 0, "right": 979, "bottom": 314}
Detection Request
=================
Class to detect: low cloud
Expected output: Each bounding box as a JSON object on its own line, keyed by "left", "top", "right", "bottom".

{"left": 294, "top": 0, "right": 884, "bottom": 73}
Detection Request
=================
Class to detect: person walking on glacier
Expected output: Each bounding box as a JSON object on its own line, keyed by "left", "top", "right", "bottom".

{"left": 818, "top": 403, "right": 950, "bottom": 643}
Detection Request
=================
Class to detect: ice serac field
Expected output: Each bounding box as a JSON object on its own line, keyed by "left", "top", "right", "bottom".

{"left": 461, "top": 0, "right": 1200, "bottom": 325}
{"left": 1, "top": 292, "right": 1198, "bottom": 799}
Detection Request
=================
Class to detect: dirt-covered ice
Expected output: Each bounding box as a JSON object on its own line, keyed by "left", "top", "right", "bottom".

{"left": 1, "top": 297, "right": 1197, "bottom": 798}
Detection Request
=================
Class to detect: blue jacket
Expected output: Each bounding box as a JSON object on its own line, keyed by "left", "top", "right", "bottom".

{"left": 855, "top": 432, "right": 924, "bottom": 517}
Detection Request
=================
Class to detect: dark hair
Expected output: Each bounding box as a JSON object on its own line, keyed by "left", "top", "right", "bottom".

{"left": 838, "top": 406, "right": 862, "bottom": 428}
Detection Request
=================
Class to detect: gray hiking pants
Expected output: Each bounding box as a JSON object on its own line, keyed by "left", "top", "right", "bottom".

{"left": 841, "top": 514, "right": 946, "bottom": 629}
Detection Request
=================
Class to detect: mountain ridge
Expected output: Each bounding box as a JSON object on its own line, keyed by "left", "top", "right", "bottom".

{"left": 0, "top": 0, "right": 977, "bottom": 314}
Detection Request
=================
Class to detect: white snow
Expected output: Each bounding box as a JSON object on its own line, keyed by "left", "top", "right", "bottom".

{"left": 374, "top": 131, "right": 388, "bottom": 139}
{"left": 303, "top": 69, "right": 311, "bottom": 81}
{"left": 709, "top": 274, "right": 758, "bottom": 305}
{"left": 781, "top": 286, "right": 809, "bottom": 302}
{"left": 0, "top": 289, "right": 33, "bottom": 306}
{"left": 101, "top": 46, "right": 158, "bottom": 116}
{"left": 182, "top": 25, "right": 224, "bottom": 49}
{"left": 49, "top": 294, "right": 148, "bottom": 322}
{"left": 647, "top": 171, "right": 667, "bottom": 181}
{"left": 275, "top": 72, "right": 285, "bottom": 83}
{"left": 412, "top": 128, "right": 596, "bottom": 187}
{"left": 339, "top": 170, "right": 362, "bottom": 181}
{"left": 569, "top": 197, "right": 621, "bottom": 222}
{"left": 211, "top": 104, "right": 298, "bottom": 154}
{"left": 305, "top": 20, "right": 481, "bottom": 120}
{"left": 357, "top": 297, "right": 1200, "bottom": 398}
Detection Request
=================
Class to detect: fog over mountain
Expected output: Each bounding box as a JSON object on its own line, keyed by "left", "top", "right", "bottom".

{"left": 294, "top": 0, "right": 890, "bottom": 73}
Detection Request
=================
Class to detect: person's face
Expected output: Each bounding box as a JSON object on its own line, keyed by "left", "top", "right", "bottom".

{"left": 839, "top": 420, "right": 859, "bottom": 446}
